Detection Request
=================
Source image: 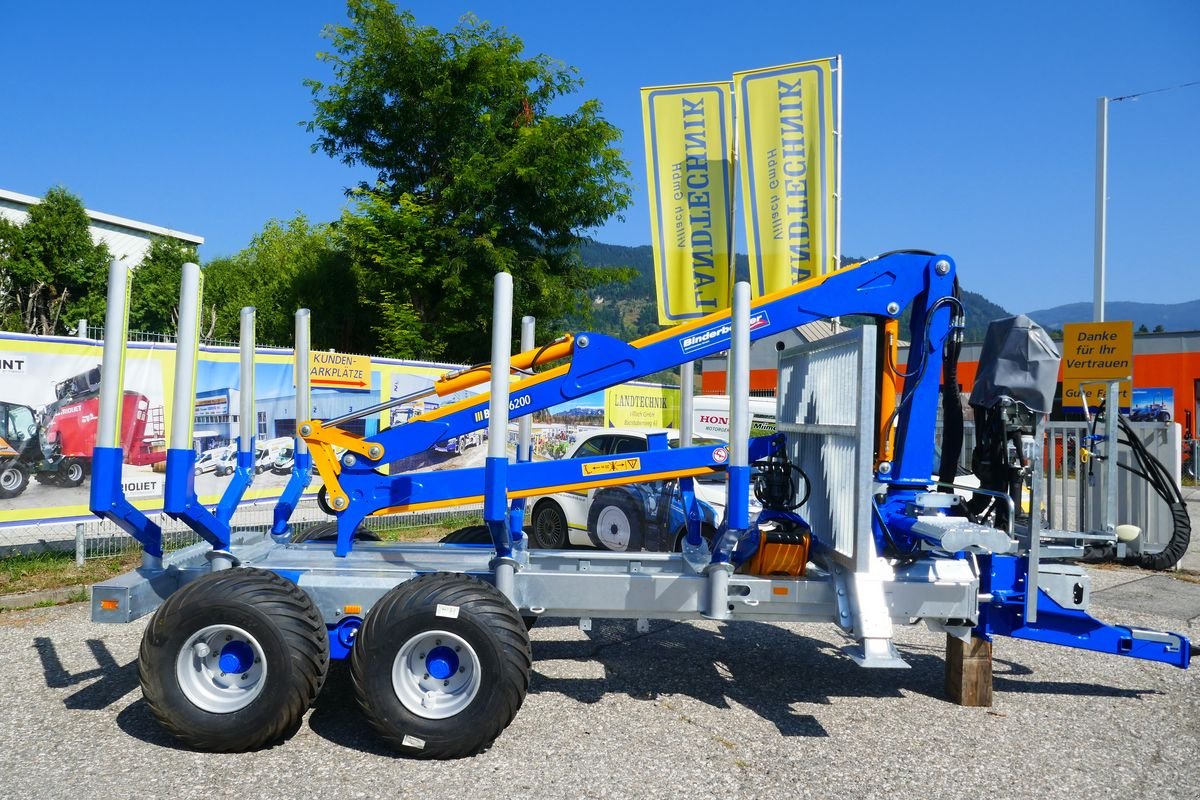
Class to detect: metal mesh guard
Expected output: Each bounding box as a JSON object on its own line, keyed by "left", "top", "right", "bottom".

{"left": 776, "top": 327, "right": 876, "bottom": 566}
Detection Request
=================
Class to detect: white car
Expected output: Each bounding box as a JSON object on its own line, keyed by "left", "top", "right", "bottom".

{"left": 194, "top": 446, "right": 233, "bottom": 475}
{"left": 525, "top": 428, "right": 760, "bottom": 552}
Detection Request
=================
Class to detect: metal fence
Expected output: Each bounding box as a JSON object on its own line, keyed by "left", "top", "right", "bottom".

{"left": 940, "top": 419, "right": 1182, "bottom": 554}
{"left": 0, "top": 497, "right": 483, "bottom": 564}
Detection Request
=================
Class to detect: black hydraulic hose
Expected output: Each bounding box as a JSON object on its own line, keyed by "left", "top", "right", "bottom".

{"left": 1089, "top": 410, "right": 1191, "bottom": 570}
{"left": 938, "top": 278, "right": 965, "bottom": 490}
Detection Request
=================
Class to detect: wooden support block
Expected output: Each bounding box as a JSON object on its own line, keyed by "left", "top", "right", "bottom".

{"left": 945, "top": 634, "right": 993, "bottom": 707}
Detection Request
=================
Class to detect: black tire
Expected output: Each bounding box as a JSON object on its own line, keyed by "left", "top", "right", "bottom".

{"left": 316, "top": 485, "right": 333, "bottom": 514}
{"left": 351, "top": 572, "right": 531, "bottom": 759}
{"left": 57, "top": 458, "right": 86, "bottom": 487}
{"left": 587, "top": 491, "right": 644, "bottom": 552}
{"left": 1157, "top": 411, "right": 1171, "bottom": 422}
{"left": 138, "top": 568, "right": 329, "bottom": 752}
{"left": 34, "top": 471, "right": 60, "bottom": 487}
{"left": 0, "top": 464, "right": 29, "bottom": 499}
{"left": 290, "top": 521, "right": 381, "bottom": 543}
{"left": 529, "top": 500, "right": 569, "bottom": 549}
{"left": 439, "top": 526, "right": 539, "bottom": 630}
{"left": 439, "top": 525, "right": 491, "bottom": 545}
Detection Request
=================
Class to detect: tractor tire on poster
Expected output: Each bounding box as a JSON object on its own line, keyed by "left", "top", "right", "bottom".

{"left": 289, "top": 521, "right": 382, "bottom": 544}
{"left": 529, "top": 500, "right": 569, "bottom": 549}
{"left": 588, "top": 491, "right": 644, "bottom": 552}
{"left": 438, "top": 525, "right": 491, "bottom": 544}
{"left": 57, "top": 458, "right": 86, "bottom": 487}
{"left": 0, "top": 464, "right": 29, "bottom": 499}
{"left": 138, "top": 568, "right": 329, "bottom": 752}
{"left": 351, "top": 572, "right": 531, "bottom": 759}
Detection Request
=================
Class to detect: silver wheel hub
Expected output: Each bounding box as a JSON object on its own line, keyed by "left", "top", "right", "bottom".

{"left": 1, "top": 469, "right": 20, "bottom": 491}
{"left": 175, "top": 624, "right": 267, "bottom": 713}
{"left": 595, "top": 505, "right": 632, "bottom": 550}
{"left": 391, "top": 630, "right": 481, "bottom": 720}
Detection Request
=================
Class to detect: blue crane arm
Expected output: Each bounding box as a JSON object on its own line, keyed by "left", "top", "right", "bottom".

{"left": 313, "top": 251, "right": 960, "bottom": 556}
{"left": 320, "top": 251, "right": 957, "bottom": 479}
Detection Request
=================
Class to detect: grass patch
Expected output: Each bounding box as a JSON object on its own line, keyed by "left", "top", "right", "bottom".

{"left": 374, "top": 515, "right": 482, "bottom": 543}
{"left": 0, "top": 515, "right": 483, "bottom": 599}
{"left": 0, "top": 550, "right": 141, "bottom": 597}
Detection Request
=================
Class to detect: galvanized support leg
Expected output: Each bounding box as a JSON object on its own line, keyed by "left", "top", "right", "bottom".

{"left": 484, "top": 273, "right": 518, "bottom": 600}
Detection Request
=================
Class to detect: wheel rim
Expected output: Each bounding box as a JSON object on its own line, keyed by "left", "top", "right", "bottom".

{"left": 175, "top": 624, "right": 268, "bottom": 714}
{"left": 595, "top": 505, "right": 632, "bottom": 550}
{"left": 391, "top": 630, "right": 481, "bottom": 720}
{"left": 533, "top": 507, "right": 565, "bottom": 548}
{"left": 0, "top": 468, "right": 21, "bottom": 491}
{"left": 66, "top": 462, "right": 83, "bottom": 483}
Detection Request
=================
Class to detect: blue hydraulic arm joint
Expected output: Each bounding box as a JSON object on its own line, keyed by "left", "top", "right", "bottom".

{"left": 273, "top": 309, "right": 314, "bottom": 537}
{"left": 977, "top": 554, "right": 1191, "bottom": 668}
{"left": 89, "top": 259, "right": 163, "bottom": 560}
{"left": 162, "top": 266, "right": 257, "bottom": 555}
{"left": 871, "top": 255, "right": 964, "bottom": 554}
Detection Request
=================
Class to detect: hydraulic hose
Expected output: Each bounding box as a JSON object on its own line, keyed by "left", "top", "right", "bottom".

{"left": 938, "top": 278, "right": 965, "bottom": 489}
{"left": 1115, "top": 414, "right": 1191, "bottom": 570}
{"left": 1085, "top": 408, "right": 1191, "bottom": 570}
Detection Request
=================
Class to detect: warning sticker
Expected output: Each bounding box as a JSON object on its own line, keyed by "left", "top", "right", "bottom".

{"left": 581, "top": 457, "right": 641, "bottom": 477}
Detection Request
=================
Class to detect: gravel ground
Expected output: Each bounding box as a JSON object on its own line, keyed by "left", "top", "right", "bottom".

{"left": 0, "top": 574, "right": 1196, "bottom": 800}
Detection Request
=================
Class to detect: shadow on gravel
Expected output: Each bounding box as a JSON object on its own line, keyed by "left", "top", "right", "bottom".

{"left": 114, "top": 699, "right": 195, "bottom": 751}
{"left": 524, "top": 619, "right": 950, "bottom": 737}
{"left": 33, "top": 636, "right": 139, "bottom": 710}
{"left": 306, "top": 662, "right": 396, "bottom": 757}
{"left": 526, "top": 620, "right": 1158, "bottom": 733}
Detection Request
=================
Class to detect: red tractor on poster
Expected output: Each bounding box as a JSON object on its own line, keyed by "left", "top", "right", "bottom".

{"left": 0, "top": 367, "right": 166, "bottom": 499}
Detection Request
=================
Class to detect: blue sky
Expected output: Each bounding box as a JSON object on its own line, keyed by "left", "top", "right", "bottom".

{"left": 2, "top": 1, "right": 1197, "bottom": 314}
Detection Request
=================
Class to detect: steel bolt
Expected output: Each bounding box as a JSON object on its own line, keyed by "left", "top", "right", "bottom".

{"left": 225, "top": 634, "right": 232, "bottom": 641}
{"left": 423, "top": 673, "right": 429, "bottom": 680}
{"left": 934, "top": 259, "right": 950, "bottom": 276}
{"left": 418, "top": 652, "right": 425, "bottom": 659}
{"left": 577, "top": 335, "right": 590, "bottom": 348}
{"left": 299, "top": 424, "right": 312, "bottom": 436}
{"left": 443, "top": 680, "right": 450, "bottom": 687}
{"left": 333, "top": 496, "right": 347, "bottom": 510}
{"left": 459, "top": 666, "right": 466, "bottom": 673}
{"left": 367, "top": 445, "right": 382, "bottom": 460}
{"left": 241, "top": 674, "right": 249, "bottom": 681}
{"left": 193, "top": 642, "right": 211, "bottom": 659}
{"left": 342, "top": 453, "right": 357, "bottom": 467}
{"left": 886, "top": 302, "right": 900, "bottom": 316}
{"left": 878, "top": 461, "right": 892, "bottom": 475}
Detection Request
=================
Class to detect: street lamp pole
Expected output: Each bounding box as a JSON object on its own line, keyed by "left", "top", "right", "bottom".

{"left": 1093, "top": 96, "right": 1108, "bottom": 323}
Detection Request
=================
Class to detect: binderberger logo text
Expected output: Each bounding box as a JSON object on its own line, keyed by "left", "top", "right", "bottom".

{"left": 680, "top": 312, "right": 770, "bottom": 355}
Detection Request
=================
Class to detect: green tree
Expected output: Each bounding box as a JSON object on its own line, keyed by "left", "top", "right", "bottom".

{"left": 128, "top": 237, "right": 200, "bottom": 334}
{"left": 0, "top": 187, "right": 110, "bottom": 335}
{"left": 202, "top": 216, "right": 362, "bottom": 350}
{"left": 306, "top": 1, "right": 632, "bottom": 361}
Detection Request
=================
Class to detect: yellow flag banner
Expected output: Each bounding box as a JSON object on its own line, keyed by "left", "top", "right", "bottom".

{"left": 641, "top": 82, "right": 734, "bottom": 324}
{"left": 735, "top": 59, "right": 836, "bottom": 296}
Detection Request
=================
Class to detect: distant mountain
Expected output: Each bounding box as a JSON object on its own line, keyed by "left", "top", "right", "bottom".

{"left": 1024, "top": 299, "right": 1200, "bottom": 333}
{"left": 576, "top": 241, "right": 1012, "bottom": 342}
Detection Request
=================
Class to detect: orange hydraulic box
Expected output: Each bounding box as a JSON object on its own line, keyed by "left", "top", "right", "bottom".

{"left": 744, "top": 523, "right": 811, "bottom": 578}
